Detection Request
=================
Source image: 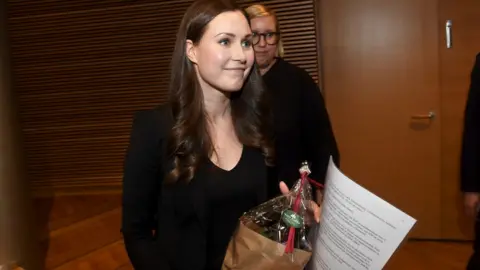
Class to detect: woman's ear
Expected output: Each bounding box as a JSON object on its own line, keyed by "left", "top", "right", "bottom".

{"left": 186, "top": 40, "right": 197, "bottom": 64}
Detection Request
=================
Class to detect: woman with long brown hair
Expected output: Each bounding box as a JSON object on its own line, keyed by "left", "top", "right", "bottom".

{"left": 120, "top": 1, "right": 318, "bottom": 269}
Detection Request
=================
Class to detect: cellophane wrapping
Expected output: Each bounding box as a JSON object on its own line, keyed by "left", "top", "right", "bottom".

{"left": 223, "top": 162, "right": 318, "bottom": 270}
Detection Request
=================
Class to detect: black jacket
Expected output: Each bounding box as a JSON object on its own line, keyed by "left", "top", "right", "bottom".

{"left": 263, "top": 58, "right": 340, "bottom": 198}
{"left": 461, "top": 53, "right": 480, "bottom": 192}
{"left": 121, "top": 106, "right": 213, "bottom": 270}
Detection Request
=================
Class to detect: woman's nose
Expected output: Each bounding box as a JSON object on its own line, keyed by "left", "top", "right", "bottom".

{"left": 232, "top": 44, "right": 247, "bottom": 62}
{"left": 257, "top": 37, "right": 267, "bottom": 47}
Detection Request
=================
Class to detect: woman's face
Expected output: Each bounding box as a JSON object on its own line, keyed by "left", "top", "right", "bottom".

{"left": 249, "top": 15, "right": 278, "bottom": 69}
{"left": 186, "top": 10, "right": 255, "bottom": 93}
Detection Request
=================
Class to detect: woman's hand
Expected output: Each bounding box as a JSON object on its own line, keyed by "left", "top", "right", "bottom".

{"left": 279, "top": 181, "right": 321, "bottom": 223}
{"left": 464, "top": 192, "right": 480, "bottom": 217}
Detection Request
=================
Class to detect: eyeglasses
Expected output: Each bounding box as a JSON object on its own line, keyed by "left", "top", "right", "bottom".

{"left": 251, "top": 32, "right": 280, "bottom": 45}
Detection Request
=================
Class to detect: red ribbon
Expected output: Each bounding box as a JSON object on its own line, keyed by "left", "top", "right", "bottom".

{"left": 308, "top": 177, "right": 324, "bottom": 189}
{"left": 284, "top": 175, "right": 324, "bottom": 254}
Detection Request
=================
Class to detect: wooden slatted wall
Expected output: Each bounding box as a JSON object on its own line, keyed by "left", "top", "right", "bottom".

{"left": 6, "top": 0, "right": 319, "bottom": 195}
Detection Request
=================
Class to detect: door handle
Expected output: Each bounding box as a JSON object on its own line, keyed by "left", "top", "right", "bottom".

{"left": 446, "top": 20, "right": 452, "bottom": 48}
{"left": 411, "top": 111, "right": 436, "bottom": 120}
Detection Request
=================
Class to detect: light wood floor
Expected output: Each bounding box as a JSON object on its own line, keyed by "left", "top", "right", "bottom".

{"left": 32, "top": 194, "right": 474, "bottom": 270}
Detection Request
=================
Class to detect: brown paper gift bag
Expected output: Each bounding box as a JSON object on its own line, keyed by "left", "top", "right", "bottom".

{"left": 222, "top": 221, "right": 312, "bottom": 270}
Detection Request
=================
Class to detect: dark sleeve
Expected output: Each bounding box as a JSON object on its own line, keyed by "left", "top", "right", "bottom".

{"left": 299, "top": 70, "right": 340, "bottom": 184}
{"left": 121, "top": 110, "right": 170, "bottom": 270}
{"left": 461, "top": 53, "right": 480, "bottom": 192}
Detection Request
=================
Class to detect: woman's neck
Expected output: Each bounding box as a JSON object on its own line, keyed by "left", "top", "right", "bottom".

{"left": 260, "top": 58, "right": 277, "bottom": 75}
{"left": 203, "top": 88, "right": 231, "bottom": 123}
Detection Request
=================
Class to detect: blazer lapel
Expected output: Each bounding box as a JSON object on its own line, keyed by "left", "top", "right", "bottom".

{"left": 171, "top": 164, "right": 208, "bottom": 233}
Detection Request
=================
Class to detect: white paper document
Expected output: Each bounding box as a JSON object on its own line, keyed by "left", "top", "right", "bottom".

{"left": 308, "top": 158, "right": 416, "bottom": 270}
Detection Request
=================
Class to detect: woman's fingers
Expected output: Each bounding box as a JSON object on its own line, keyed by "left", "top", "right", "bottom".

{"left": 279, "top": 180, "right": 322, "bottom": 223}
{"left": 279, "top": 181, "right": 290, "bottom": 195}
{"left": 310, "top": 201, "right": 321, "bottom": 223}
{"left": 302, "top": 200, "right": 321, "bottom": 225}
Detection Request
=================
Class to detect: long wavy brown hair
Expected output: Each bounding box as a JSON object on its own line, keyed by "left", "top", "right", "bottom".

{"left": 166, "top": 0, "right": 274, "bottom": 183}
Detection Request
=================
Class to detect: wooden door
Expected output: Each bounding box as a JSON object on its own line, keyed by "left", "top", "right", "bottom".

{"left": 319, "top": 0, "right": 442, "bottom": 238}
{"left": 439, "top": 0, "right": 480, "bottom": 240}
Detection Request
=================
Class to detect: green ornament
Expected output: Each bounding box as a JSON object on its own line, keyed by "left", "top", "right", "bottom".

{"left": 281, "top": 210, "right": 303, "bottom": 228}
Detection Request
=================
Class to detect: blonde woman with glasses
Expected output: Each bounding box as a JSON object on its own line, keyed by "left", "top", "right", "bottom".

{"left": 245, "top": 4, "right": 340, "bottom": 202}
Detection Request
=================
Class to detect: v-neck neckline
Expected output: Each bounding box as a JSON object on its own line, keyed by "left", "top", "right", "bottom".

{"left": 208, "top": 147, "right": 245, "bottom": 173}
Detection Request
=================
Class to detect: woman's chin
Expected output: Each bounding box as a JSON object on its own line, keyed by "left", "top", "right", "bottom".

{"left": 219, "top": 81, "right": 246, "bottom": 92}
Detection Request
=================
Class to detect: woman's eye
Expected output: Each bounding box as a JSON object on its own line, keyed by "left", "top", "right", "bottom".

{"left": 219, "top": 39, "right": 230, "bottom": 46}
{"left": 241, "top": 40, "right": 252, "bottom": 48}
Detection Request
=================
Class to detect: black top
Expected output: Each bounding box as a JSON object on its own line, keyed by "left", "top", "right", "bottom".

{"left": 262, "top": 58, "right": 340, "bottom": 198}
{"left": 461, "top": 53, "right": 480, "bottom": 192}
{"left": 121, "top": 104, "right": 268, "bottom": 270}
{"left": 205, "top": 149, "right": 266, "bottom": 269}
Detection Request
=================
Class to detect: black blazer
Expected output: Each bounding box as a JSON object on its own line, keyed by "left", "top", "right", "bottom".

{"left": 263, "top": 58, "right": 340, "bottom": 197}
{"left": 121, "top": 105, "right": 216, "bottom": 270}
{"left": 461, "top": 53, "right": 480, "bottom": 192}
